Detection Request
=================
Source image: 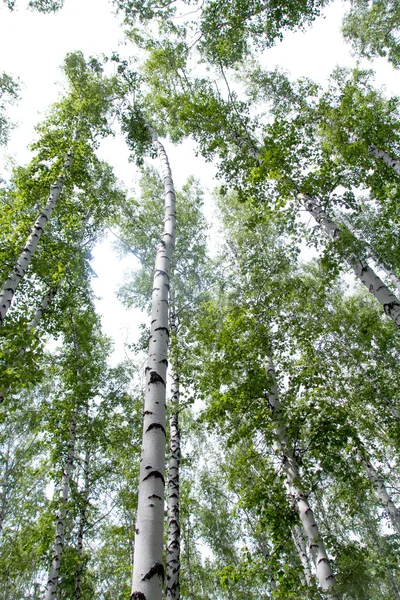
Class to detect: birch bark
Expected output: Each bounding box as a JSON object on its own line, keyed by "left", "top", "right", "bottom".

{"left": 265, "top": 357, "right": 340, "bottom": 599}
{"left": 362, "top": 456, "right": 400, "bottom": 534}
{"left": 131, "top": 127, "right": 176, "bottom": 600}
{"left": 369, "top": 144, "right": 400, "bottom": 177}
{"left": 302, "top": 195, "right": 400, "bottom": 328}
{"left": 75, "top": 447, "right": 90, "bottom": 600}
{"left": 292, "top": 524, "right": 313, "bottom": 587}
{"left": 0, "top": 151, "right": 73, "bottom": 323}
{"left": 339, "top": 213, "right": 400, "bottom": 295}
{"left": 166, "top": 299, "right": 181, "bottom": 600}
{"left": 231, "top": 137, "right": 400, "bottom": 326}
{"left": 45, "top": 406, "right": 77, "bottom": 600}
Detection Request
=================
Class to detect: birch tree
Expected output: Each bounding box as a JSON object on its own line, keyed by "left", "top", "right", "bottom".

{"left": 0, "top": 51, "right": 120, "bottom": 324}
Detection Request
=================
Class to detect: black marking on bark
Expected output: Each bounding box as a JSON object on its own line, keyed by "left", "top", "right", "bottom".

{"left": 159, "top": 359, "right": 168, "bottom": 366}
{"left": 155, "top": 326, "right": 169, "bottom": 336}
{"left": 149, "top": 371, "right": 166, "bottom": 387}
{"left": 155, "top": 269, "right": 168, "bottom": 278}
{"left": 149, "top": 494, "right": 162, "bottom": 500}
{"left": 135, "top": 527, "right": 139, "bottom": 534}
{"left": 142, "top": 562, "right": 165, "bottom": 582}
{"left": 145, "top": 366, "right": 151, "bottom": 373}
{"left": 131, "top": 593, "right": 146, "bottom": 600}
{"left": 317, "top": 557, "right": 331, "bottom": 564}
{"left": 152, "top": 287, "right": 160, "bottom": 292}
{"left": 148, "top": 503, "right": 155, "bottom": 507}
{"left": 143, "top": 410, "right": 153, "bottom": 416}
{"left": 146, "top": 422, "right": 166, "bottom": 436}
{"left": 143, "top": 470, "right": 165, "bottom": 485}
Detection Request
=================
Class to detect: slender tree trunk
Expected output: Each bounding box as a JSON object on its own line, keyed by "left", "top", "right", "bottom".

{"left": 302, "top": 195, "right": 400, "bottom": 328}
{"left": 0, "top": 151, "right": 73, "bottom": 323}
{"left": 131, "top": 128, "right": 176, "bottom": 600}
{"left": 231, "top": 136, "right": 400, "bottom": 326}
{"left": 166, "top": 299, "right": 181, "bottom": 600}
{"left": 369, "top": 144, "right": 400, "bottom": 177}
{"left": 183, "top": 519, "right": 195, "bottom": 600}
{"left": 29, "top": 285, "right": 59, "bottom": 330}
{"left": 361, "top": 456, "right": 400, "bottom": 534}
{"left": 45, "top": 406, "right": 78, "bottom": 600}
{"left": 265, "top": 357, "right": 340, "bottom": 599}
{"left": 74, "top": 447, "right": 90, "bottom": 600}
{"left": 339, "top": 213, "right": 400, "bottom": 294}
{"left": 258, "top": 533, "right": 277, "bottom": 591}
{"left": 292, "top": 524, "right": 313, "bottom": 587}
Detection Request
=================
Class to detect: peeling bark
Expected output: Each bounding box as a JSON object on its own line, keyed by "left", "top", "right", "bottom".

{"left": 369, "top": 144, "right": 400, "bottom": 177}
{"left": 265, "top": 357, "right": 340, "bottom": 599}
{"left": 166, "top": 300, "right": 181, "bottom": 600}
{"left": 0, "top": 152, "right": 73, "bottom": 323}
{"left": 302, "top": 195, "right": 400, "bottom": 328}
{"left": 45, "top": 406, "right": 77, "bottom": 600}
{"left": 131, "top": 127, "right": 176, "bottom": 600}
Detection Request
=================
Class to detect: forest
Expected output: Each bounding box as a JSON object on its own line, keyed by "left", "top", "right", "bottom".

{"left": 1, "top": 0, "right": 400, "bottom": 598}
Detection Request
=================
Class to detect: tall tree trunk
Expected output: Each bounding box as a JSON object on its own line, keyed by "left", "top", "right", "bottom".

{"left": 339, "top": 213, "right": 400, "bottom": 295}
{"left": 29, "top": 285, "right": 59, "bottom": 330}
{"left": 265, "top": 357, "right": 340, "bottom": 599}
{"left": 131, "top": 128, "right": 176, "bottom": 600}
{"left": 232, "top": 135, "right": 400, "bottom": 326}
{"left": 369, "top": 144, "right": 400, "bottom": 177}
{"left": 302, "top": 195, "right": 400, "bottom": 328}
{"left": 45, "top": 405, "right": 77, "bottom": 600}
{"left": 183, "top": 518, "right": 195, "bottom": 600}
{"left": 361, "top": 455, "right": 400, "bottom": 534}
{"left": 166, "top": 298, "right": 181, "bottom": 600}
{"left": 292, "top": 524, "right": 313, "bottom": 587}
{"left": 258, "top": 532, "right": 277, "bottom": 591}
{"left": 0, "top": 151, "right": 73, "bottom": 323}
{"left": 74, "top": 447, "right": 90, "bottom": 600}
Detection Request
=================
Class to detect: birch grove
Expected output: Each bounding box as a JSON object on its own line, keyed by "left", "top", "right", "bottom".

{"left": 2, "top": 1, "right": 400, "bottom": 597}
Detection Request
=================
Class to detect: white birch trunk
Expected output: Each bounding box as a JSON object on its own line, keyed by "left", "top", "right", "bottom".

{"left": 339, "top": 214, "right": 400, "bottom": 295}
{"left": 302, "top": 195, "right": 400, "bottom": 328}
{"left": 362, "top": 457, "right": 400, "bottom": 534}
{"left": 230, "top": 136, "right": 400, "bottom": 326}
{"left": 369, "top": 144, "right": 400, "bottom": 177}
{"left": 0, "top": 152, "right": 73, "bottom": 323}
{"left": 166, "top": 302, "right": 181, "bottom": 600}
{"left": 265, "top": 357, "right": 340, "bottom": 599}
{"left": 131, "top": 128, "right": 176, "bottom": 600}
{"left": 45, "top": 407, "right": 77, "bottom": 600}
{"left": 29, "top": 285, "right": 59, "bottom": 330}
{"left": 292, "top": 524, "right": 313, "bottom": 587}
{"left": 74, "top": 447, "right": 90, "bottom": 600}
{"left": 258, "top": 533, "right": 277, "bottom": 591}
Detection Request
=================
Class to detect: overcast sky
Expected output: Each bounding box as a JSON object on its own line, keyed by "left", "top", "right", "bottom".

{"left": 0, "top": 0, "right": 398, "bottom": 364}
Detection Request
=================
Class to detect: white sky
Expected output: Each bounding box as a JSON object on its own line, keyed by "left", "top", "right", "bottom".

{"left": 0, "top": 0, "right": 398, "bottom": 364}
